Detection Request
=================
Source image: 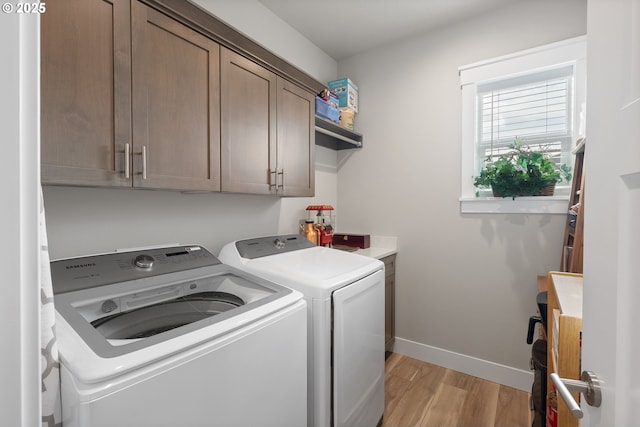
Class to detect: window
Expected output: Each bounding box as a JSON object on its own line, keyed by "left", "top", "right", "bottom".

{"left": 477, "top": 66, "right": 574, "bottom": 185}
{"left": 459, "top": 36, "right": 586, "bottom": 214}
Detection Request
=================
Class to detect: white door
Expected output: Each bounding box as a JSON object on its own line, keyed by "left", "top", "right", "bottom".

{"left": 582, "top": 0, "right": 640, "bottom": 425}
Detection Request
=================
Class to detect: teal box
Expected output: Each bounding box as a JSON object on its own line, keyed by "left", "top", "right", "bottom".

{"left": 327, "top": 78, "right": 358, "bottom": 112}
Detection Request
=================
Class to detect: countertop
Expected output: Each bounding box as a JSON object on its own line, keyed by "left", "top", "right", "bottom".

{"left": 551, "top": 273, "right": 583, "bottom": 319}
{"left": 342, "top": 235, "right": 397, "bottom": 260}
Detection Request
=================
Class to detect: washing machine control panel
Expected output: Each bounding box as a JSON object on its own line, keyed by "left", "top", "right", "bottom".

{"left": 51, "top": 245, "right": 221, "bottom": 294}
{"left": 235, "top": 234, "right": 315, "bottom": 259}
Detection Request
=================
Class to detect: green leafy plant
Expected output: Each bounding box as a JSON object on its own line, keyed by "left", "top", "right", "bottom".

{"left": 474, "top": 139, "right": 572, "bottom": 199}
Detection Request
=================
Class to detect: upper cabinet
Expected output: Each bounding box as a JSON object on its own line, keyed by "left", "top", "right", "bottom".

{"left": 42, "top": 0, "right": 220, "bottom": 191}
{"left": 276, "top": 78, "right": 315, "bottom": 196}
{"left": 220, "top": 48, "right": 277, "bottom": 195}
{"left": 131, "top": 1, "right": 220, "bottom": 191}
{"left": 220, "top": 48, "right": 314, "bottom": 196}
{"left": 42, "top": 0, "right": 318, "bottom": 196}
{"left": 41, "top": 0, "right": 132, "bottom": 187}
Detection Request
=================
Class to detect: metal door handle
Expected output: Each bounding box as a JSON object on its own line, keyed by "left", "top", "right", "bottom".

{"left": 277, "top": 169, "right": 284, "bottom": 191}
{"left": 551, "top": 371, "right": 602, "bottom": 419}
{"left": 142, "top": 145, "right": 147, "bottom": 180}
{"left": 124, "top": 143, "right": 130, "bottom": 179}
{"left": 269, "top": 169, "right": 277, "bottom": 189}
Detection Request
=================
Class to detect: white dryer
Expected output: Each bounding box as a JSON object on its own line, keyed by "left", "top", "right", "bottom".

{"left": 219, "top": 235, "right": 385, "bottom": 427}
{"left": 51, "top": 244, "right": 307, "bottom": 427}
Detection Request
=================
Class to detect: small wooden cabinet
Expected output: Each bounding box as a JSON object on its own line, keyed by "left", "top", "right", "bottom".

{"left": 547, "top": 272, "right": 583, "bottom": 427}
{"left": 381, "top": 254, "right": 396, "bottom": 353}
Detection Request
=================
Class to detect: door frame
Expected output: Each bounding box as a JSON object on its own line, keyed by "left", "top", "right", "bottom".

{"left": 0, "top": 13, "right": 41, "bottom": 426}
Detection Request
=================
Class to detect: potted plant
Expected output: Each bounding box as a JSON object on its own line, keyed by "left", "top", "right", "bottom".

{"left": 473, "top": 139, "right": 572, "bottom": 199}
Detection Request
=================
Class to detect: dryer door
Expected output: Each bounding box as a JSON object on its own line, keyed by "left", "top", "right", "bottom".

{"left": 332, "top": 269, "right": 385, "bottom": 427}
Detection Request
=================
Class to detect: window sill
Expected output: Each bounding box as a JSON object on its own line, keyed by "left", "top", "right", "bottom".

{"left": 459, "top": 196, "right": 569, "bottom": 214}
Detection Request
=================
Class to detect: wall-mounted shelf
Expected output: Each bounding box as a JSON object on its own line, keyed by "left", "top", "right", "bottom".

{"left": 314, "top": 116, "right": 363, "bottom": 150}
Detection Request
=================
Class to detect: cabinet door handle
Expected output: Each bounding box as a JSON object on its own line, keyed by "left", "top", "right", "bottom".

{"left": 124, "top": 143, "right": 130, "bottom": 179}
{"left": 142, "top": 145, "right": 147, "bottom": 180}
{"left": 277, "top": 169, "right": 285, "bottom": 191}
{"left": 269, "top": 169, "right": 277, "bottom": 189}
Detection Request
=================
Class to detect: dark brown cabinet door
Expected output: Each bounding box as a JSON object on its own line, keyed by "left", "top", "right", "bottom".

{"left": 41, "top": 0, "right": 132, "bottom": 187}
{"left": 42, "top": 1, "right": 313, "bottom": 196}
{"left": 131, "top": 1, "right": 221, "bottom": 191}
{"left": 220, "top": 48, "right": 315, "bottom": 196}
{"left": 382, "top": 255, "right": 396, "bottom": 353}
{"left": 276, "top": 78, "right": 315, "bottom": 197}
{"left": 220, "top": 48, "right": 277, "bottom": 194}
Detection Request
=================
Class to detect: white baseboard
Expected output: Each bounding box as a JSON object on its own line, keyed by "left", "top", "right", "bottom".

{"left": 392, "top": 337, "right": 534, "bottom": 392}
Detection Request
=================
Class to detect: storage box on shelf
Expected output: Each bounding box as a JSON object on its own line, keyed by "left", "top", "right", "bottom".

{"left": 328, "top": 78, "right": 358, "bottom": 112}
{"left": 315, "top": 96, "right": 340, "bottom": 123}
{"left": 339, "top": 107, "right": 355, "bottom": 130}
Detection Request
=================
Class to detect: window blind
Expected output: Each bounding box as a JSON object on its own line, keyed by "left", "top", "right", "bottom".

{"left": 476, "top": 66, "right": 574, "bottom": 170}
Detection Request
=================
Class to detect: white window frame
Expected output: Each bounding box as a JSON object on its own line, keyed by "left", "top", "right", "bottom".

{"left": 459, "top": 36, "right": 587, "bottom": 214}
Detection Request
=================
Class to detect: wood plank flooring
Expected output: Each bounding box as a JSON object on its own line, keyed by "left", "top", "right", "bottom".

{"left": 383, "top": 353, "right": 531, "bottom": 427}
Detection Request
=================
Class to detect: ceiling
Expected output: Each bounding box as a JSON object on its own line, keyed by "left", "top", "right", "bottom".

{"left": 258, "top": 0, "right": 526, "bottom": 60}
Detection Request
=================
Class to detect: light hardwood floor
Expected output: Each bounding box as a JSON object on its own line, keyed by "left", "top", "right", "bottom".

{"left": 383, "top": 353, "right": 531, "bottom": 427}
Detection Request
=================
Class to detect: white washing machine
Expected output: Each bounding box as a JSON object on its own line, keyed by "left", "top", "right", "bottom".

{"left": 51, "top": 244, "right": 307, "bottom": 427}
{"left": 219, "top": 235, "right": 385, "bottom": 427}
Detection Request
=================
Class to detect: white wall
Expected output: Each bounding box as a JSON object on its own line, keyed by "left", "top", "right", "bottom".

{"left": 44, "top": 149, "right": 339, "bottom": 260}
{"left": 336, "top": 0, "right": 587, "bottom": 381}
{"left": 43, "top": 0, "right": 339, "bottom": 260}
{"left": 192, "top": 0, "right": 337, "bottom": 84}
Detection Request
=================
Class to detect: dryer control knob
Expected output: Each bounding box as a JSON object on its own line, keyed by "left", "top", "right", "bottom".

{"left": 101, "top": 299, "right": 118, "bottom": 313}
{"left": 274, "top": 238, "right": 286, "bottom": 249}
{"left": 134, "top": 254, "right": 155, "bottom": 269}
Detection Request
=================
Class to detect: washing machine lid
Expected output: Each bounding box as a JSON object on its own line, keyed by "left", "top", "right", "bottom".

{"left": 51, "top": 245, "right": 303, "bottom": 383}
{"left": 220, "top": 235, "right": 384, "bottom": 299}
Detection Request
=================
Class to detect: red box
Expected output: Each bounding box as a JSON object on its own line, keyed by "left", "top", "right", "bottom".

{"left": 333, "top": 234, "right": 370, "bottom": 249}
